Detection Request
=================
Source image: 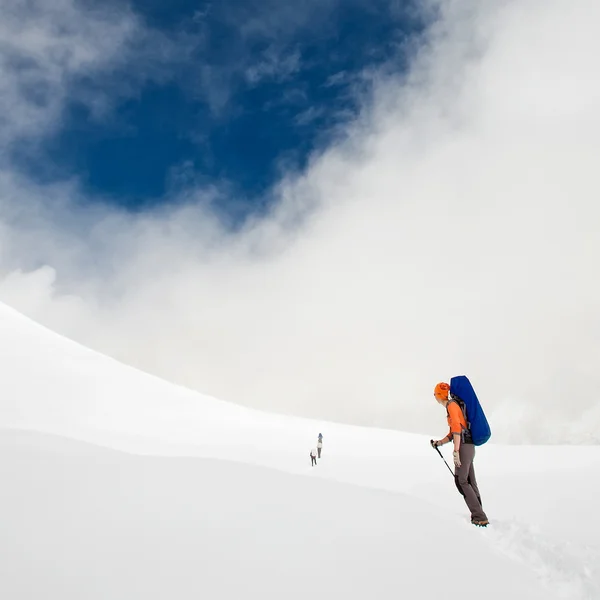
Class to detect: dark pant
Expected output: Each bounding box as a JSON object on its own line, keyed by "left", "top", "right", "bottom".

{"left": 454, "top": 444, "right": 487, "bottom": 522}
{"left": 317, "top": 447, "right": 322, "bottom": 458}
{"left": 311, "top": 456, "right": 317, "bottom": 466}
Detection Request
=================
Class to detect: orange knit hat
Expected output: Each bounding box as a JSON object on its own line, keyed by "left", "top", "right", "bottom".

{"left": 433, "top": 382, "right": 450, "bottom": 401}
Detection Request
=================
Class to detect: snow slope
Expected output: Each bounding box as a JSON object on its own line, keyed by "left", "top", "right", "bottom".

{"left": 0, "top": 301, "right": 599, "bottom": 599}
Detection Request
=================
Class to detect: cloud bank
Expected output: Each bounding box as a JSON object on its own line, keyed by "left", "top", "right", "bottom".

{"left": 1, "top": 0, "right": 599, "bottom": 443}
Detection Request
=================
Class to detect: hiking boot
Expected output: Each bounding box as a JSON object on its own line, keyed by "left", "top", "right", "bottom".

{"left": 471, "top": 519, "right": 489, "bottom": 527}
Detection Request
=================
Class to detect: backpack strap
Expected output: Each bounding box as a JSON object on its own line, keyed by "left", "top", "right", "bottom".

{"left": 449, "top": 395, "right": 469, "bottom": 425}
{"left": 448, "top": 397, "right": 473, "bottom": 443}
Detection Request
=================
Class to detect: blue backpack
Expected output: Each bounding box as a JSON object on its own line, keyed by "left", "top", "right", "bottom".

{"left": 449, "top": 376, "right": 491, "bottom": 446}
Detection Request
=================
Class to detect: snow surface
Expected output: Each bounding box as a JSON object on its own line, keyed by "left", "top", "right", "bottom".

{"left": 0, "top": 301, "right": 599, "bottom": 599}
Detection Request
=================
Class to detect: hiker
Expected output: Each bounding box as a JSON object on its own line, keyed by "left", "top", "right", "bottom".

{"left": 317, "top": 433, "right": 323, "bottom": 458}
{"left": 310, "top": 448, "right": 318, "bottom": 466}
{"left": 431, "top": 382, "right": 489, "bottom": 527}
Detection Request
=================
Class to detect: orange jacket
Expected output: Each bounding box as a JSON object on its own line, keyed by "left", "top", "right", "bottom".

{"left": 447, "top": 401, "right": 468, "bottom": 439}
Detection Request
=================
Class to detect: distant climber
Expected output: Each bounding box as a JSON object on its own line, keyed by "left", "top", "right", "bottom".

{"left": 310, "top": 448, "right": 318, "bottom": 466}
{"left": 317, "top": 433, "right": 323, "bottom": 458}
{"left": 430, "top": 381, "right": 489, "bottom": 527}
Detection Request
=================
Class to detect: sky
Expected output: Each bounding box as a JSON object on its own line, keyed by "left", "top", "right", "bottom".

{"left": 8, "top": 0, "right": 423, "bottom": 215}
{"left": 1, "top": 0, "right": 599, "bottom": 443}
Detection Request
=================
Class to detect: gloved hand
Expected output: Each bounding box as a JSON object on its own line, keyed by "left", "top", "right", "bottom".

{"left": 453, "top": 450, "right": 461, "bottom": 468}
{"left": 430, "top": 439, "right": 440, "bottom": 448}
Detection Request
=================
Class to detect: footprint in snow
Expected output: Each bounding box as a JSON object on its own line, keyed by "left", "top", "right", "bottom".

{"left": 476, "top": 518, "right": 599, "bottom": 600}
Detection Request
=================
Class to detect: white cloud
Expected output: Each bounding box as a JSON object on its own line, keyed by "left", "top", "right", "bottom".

{"left": 245, "top": 47, "right": 301, "bottom": 85}
{"left": 0, "top": 0, "right": 136, "bottom": 144}
{"left": 0, "top": 0, "right": 198, "bottom": 152}
{"left": 1, "top": 0, "right": 600, "bottom": 443}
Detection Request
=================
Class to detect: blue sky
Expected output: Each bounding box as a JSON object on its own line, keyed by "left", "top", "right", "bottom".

{"left": 10, "top": 0, "right": 424, "bottom": 216}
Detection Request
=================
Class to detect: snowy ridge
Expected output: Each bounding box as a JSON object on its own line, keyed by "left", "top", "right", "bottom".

{"left": 1, "top": 301, "right": 599, "bottom": 599}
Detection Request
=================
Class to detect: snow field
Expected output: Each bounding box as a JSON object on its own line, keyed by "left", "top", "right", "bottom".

{"left": 0, "top": 301, "right": 598, "bottom": 599}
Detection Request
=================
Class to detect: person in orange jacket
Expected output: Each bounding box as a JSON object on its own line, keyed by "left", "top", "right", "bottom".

{"left": 431, "top": 382, "right": 489, "bottom": 527}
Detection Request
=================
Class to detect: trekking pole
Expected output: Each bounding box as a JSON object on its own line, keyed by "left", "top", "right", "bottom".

{"left": 430, "top": 440, "right": 455, "bottom": 478}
